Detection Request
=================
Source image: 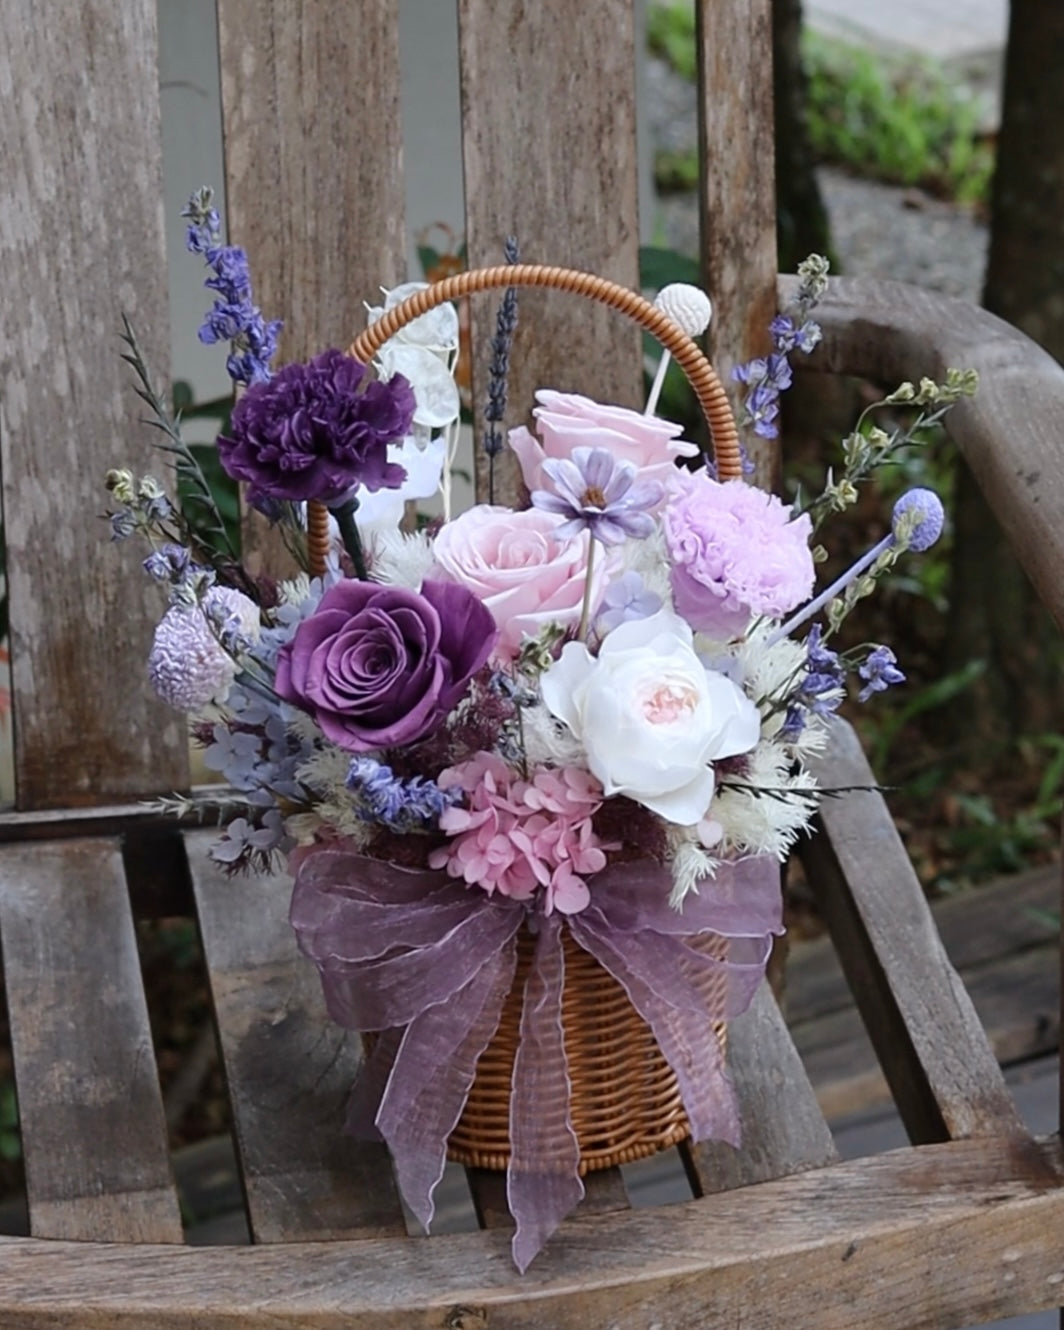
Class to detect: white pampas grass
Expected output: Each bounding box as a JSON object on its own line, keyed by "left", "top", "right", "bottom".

{"left": 712, "top": 739, "right": 818, "bottom": 860}
{"left": 369, "top": 527, "right": 436, "bottom": 589}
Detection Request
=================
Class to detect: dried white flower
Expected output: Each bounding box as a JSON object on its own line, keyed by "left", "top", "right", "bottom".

{"left": 711, "top": 740, "right": 818, "bottom": 860}
{"left": 368, "top": 527, "right": 436, "bottom": 589}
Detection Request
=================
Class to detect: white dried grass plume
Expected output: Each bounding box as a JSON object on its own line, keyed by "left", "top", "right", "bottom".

{"left": 521, "top": 700, "right": 585, "bottom": 769}
{"left": 665, "top": 826, "right": 721, "bottom": 908}
{"left": 734, "top": 622, "right": 806, "bottom": 708}
{"left": 713, "top": 740, "right": 818, "bottom": 860}
{"left": 286, "top": 708, "right": 324, "bottom": 747}
{"left": 311, "top": 799, "right": 373, "bottom": 847}
{"left": 369, "top": 527, "right": 435, "bottom": 589}
{"left": 278, "top": 572, "right": 312, "bottom": 606}
{"left": 297, "top": 745, "right": 354, "bottom": 800}
{"left": 789, "top": 710, "right": 834, "bottom": 759}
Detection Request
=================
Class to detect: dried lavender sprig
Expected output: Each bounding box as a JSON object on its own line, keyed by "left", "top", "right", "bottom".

{"left": 484, "top": 236, "right": 520, "bottom": 504}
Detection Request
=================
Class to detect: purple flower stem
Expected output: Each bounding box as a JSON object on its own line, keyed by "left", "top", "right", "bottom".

{"left": 330, "top": 498, "right": 370, "bottom": 581}
{"left": 767, "top": 533, "right": 893, "bottom": 645}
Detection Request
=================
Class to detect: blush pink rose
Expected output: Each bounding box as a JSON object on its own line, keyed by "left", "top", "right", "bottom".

{"left": 431, "top": 505, "right": 610, "bottom": 662}
{"left": 508, "top": 389, "right": 699, "bottom": 496}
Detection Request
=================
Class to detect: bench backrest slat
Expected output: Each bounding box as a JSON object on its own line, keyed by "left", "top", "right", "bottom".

{"left": 0, "top": 1, "right": 189, "bottom": 809}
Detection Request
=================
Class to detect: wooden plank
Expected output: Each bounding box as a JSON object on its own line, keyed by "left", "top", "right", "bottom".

{"left": 796, "top": 275, "right": 1064, "bottom": 637}
{"left": 0, "top": 1, "right": 188, "bottom": 808}
{"left": 458, "top": 0, "right": 643, "bottom": 505}
{"left": 684, "top": 982, "right": 837, "bottom": 1194}
{"left": 794, "top": 940, "right": 1059, "bottom": 1123}
{"left": 0, "top": 1137, "right": 1063, "bottom": 1327}
{"left": 801, "top": 717, "right": 1027, "bottom": 1143}
{"left": 184, "top": 830, "right": 406, "bottom": 1242}
{"left": 0, "top": 840, "right": 182, "bottom": 1242}
{"left": 467, "top": 1166, "right": 629, "bottom": 1233}
{"left": 786, "top": 862, "right": 1061, "bottom": 1029}
{"left": 216, "top": 0, "right": 405, "bottom": 576}
{"left": 697, "top": 0, "right": 779, "bottom": 487}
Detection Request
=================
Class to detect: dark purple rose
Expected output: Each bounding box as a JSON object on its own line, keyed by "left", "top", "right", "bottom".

{"left": 217, "top": 348, "right": 416, "bottom": 504}
{"left": 275, "top": 579, "right": 498, "bottom": 752}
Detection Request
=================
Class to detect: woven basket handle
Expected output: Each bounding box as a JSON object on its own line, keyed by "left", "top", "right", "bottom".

{"left": 306, "top": 264, "right": 742, "bottom": 574}
{"left": 349, "top": 263, "right": 741, "bottom": 479}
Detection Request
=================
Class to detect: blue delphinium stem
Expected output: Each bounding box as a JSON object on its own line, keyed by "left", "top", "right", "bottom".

{"left": 182, "top": 186, "right": 283, "bottom": 387}
{"left": 484, "top": 236, "right": 520, "bottom": 504}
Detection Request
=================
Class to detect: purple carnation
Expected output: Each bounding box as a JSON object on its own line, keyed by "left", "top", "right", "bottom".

{"left": 663, "top": 472, "right": 816, "bottom": 639}
{"left": 275, "top": 578, "right": 498, "bottom": 752}
{"left": 217, "top": 349, "right": 416, "bottom": 505}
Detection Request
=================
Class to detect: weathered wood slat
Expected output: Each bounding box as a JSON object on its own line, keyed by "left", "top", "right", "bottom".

{"left": 1, "top": 1137, "right": 1062, "bottom": 1328}
{"left": 801, "top": 718, "right": 1027, "bottom": 1143}
{"left": 0, "top": 1, "right": 188, "bottom": 808}
{"left": 684, "top": 982, "right": 837, "bottom": 1194}
{"left": 697, "top": 0, "right": 779, "bottom": 487}
{"left": 794, "top": 936, "right": 1059, "bottom": 1123}
{"left": 787, "top": 861, "right": 1061, "bottom": 1029}
{"left": 458, "top": 0, "right": 642, "bottom": 505}
{"left": 0, "top": 840, "right": 182, "bottom": 1243}
{"left": 185, "top": 830, "right": 405, "bottom": 1242}
{"left": 797, "top": 275, "right": 1064, "bottom": 636}
{"left": 467, "top": 1166, "right": 629, "bottom": 1234}
{"left": 216, "top": 0, "right": 405, "bottom": 574}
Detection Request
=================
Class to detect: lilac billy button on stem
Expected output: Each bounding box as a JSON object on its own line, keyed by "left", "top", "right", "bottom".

{"left": 767, "top": 487, "right": 945, "bottom": 645}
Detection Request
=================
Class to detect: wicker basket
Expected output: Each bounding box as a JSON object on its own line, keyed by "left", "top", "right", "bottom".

{"left": 326, "top": 263, "right": 741, "bottom": 1175}
{"left": 447, "top": 926, "right": 728, "bottom": 1173}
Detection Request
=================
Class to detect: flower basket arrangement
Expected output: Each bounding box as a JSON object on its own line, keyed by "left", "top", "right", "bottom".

{"left": 108, "top": 190, "right": 972, "bottom": 1269}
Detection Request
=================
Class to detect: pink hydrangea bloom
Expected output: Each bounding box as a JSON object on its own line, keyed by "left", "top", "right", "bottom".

{"left": 427, "top": 753, "right": 614, "bottom": 915}
{"left": 663, "top": 473, "right": 815, "bottom": 638}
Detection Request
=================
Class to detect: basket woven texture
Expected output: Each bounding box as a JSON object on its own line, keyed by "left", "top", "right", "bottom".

{"left": 447, "top": 926, "right": 728, "bottom": 1173}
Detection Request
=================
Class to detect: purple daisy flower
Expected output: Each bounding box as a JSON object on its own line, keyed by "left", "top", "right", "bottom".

{"left": 531, "top": 446, "right": 663, "bottom": 546}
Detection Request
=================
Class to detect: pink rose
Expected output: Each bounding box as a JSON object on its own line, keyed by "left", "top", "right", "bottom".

{"left": 431, "top": 505, "right": 610, "bottom": 662}
{"left": 508, "top": 389, "right": 698, "bottom": 496}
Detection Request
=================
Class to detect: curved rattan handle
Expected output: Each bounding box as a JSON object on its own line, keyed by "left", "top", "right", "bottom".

{"left": 349, "top": 263, "right": 742, "bottom": 480}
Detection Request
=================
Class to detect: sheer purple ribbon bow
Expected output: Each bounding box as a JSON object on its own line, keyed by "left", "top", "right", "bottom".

{"left": 289, "top": 846, "right": 781, "bottom": 1271}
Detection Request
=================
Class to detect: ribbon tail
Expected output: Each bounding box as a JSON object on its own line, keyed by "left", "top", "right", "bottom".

{"left": 344, "top": 1028, "right": 403, "bottom": 1140}
{"left": 508, "top": 915, "right": 584, "bottom": 1273}
{"left": 376, "top": 935, "right": 519, "bottom": 1232}
{"left": 572, "top": 924, "right": 741, "bottom": 1148}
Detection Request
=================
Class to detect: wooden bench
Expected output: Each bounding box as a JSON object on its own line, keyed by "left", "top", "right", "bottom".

{"left": 1, "top": 2, "right": 1062, "bottom": 1326}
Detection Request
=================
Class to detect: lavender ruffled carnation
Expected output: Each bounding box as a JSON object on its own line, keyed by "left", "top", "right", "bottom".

{"left": 663, "top": 473, "right": 816, "bottom": 639}
{"left": 217, "top": 349, "right": 416, "bottom": 505}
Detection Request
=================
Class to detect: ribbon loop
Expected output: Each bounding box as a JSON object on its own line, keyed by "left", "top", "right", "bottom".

{"left": 290, "top": 846, "right": 781, "bottom": 1269}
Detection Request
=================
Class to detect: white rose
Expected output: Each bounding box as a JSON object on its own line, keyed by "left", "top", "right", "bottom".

{"left": 539, "top": 608, "right": 760, "bottom": 824}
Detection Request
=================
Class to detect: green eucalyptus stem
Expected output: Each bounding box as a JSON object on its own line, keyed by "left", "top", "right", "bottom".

{"left": 577, "top": 535, "right": 598, "bottom": 642}
{"left": 331, "top": 498, "right": 369, "bottom": 580}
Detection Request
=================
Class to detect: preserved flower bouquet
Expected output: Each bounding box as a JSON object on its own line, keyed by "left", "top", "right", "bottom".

{"left": 107, "top": 188, "right": 972, "bottom": 1269}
